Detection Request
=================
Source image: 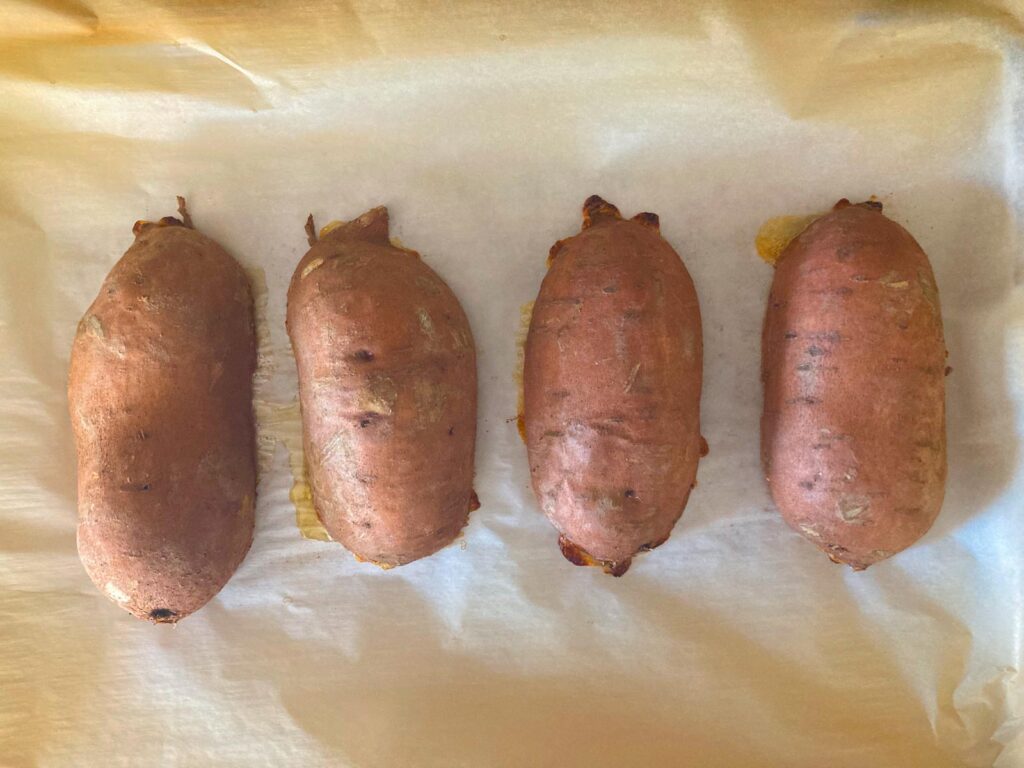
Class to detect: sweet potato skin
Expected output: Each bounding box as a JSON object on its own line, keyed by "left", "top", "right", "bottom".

{"left": 286, "top": 208, "right": 477, "bottom": 567}
{"left": 761, "top": 202, "right": 947, "bottom": 569}
{"left": 68, "top": 218, "right": 256, "bottom": 623}
{"left": 523, "top": 196, "right": 703, "bottom": 574}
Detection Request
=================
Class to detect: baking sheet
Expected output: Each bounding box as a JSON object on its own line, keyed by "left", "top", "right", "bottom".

{"left": 1, "top": 2, "right": 1023, "bottom": 766}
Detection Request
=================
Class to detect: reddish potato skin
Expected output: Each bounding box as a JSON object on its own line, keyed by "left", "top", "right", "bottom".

{"left": 523, "top": 196, "right": 704, "bottom": 575}
{"left": 69, "top": 217, "right": 256, "bottom": 623}
{"left": 762, "top": 201, "right": 947, "bottom": 569}
{"left": 286, "top": 208, "right": 477, "bottom": 567}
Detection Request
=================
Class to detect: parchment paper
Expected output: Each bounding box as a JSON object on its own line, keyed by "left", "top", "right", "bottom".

{"left": 1, "top": 2, "right": 1022, "bottom": 766}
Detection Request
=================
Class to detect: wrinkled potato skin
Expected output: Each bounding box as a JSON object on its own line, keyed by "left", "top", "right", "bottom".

{"left": 286, "top": 208, "right": 477, "bottom": 567}
{"left": 523, "top": 197, "right": 703, "bottom": 574}
{"left": 69, "top": 220, "right": 256, "bottom": 623}
{"left": 762, "top": 202, "right": 947, "bottom": 569}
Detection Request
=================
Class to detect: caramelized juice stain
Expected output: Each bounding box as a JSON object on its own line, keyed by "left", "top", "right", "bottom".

{"left": 514, "top": 301, "right": 535, "bottom": 443}
{"left": 756, "top": 197, "right": 882, "bottom": 266}
{"left": 253, "top": 399, "right": 331, "bottom": 542}
{"left": 755, "top": 213, "right": 821, "bottom": 266}
{"left": 557, "top": 535, "right": 631, "bottom": 577}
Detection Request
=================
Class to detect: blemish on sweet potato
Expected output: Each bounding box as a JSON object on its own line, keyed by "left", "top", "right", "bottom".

{"left": 301, "top": 257, "right": 325, "bottom": 279}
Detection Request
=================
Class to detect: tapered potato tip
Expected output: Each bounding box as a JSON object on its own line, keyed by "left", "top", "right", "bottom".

{"left": 317, "top": 206, "right": 391, "bottom": 244}
{"left": 349, "top": 206, "right": 390, "bottom": 243}
{"left": 833, "top": 198, "right": 883, "bottom": 213}
{"left": 176, "top": 196, "right": 194, "bottom": 228}
{"left": 132, "top": 198, "right": 191, "bottom": 237}
{"left": 582, "top": 195, "right": 622, "bottom": 228}
{"left": 632, "top": 211, "right": 660, "bottom": 230}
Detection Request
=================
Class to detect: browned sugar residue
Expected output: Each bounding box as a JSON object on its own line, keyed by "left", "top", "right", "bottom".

{"left": 514, "top": 301, "right": 535, "bottom": 443}
{"left": 755, "top": 213, "right": 822, "bottom": 266}
{"left": 558, "top": 535, "right": 631, "bottom": 577}
{"left": 253, "top": 400, "right": 331, "bottom": 542}
{"left": 756, "top": 198, "right": 883, "bottom": 266}
{"left": 581, "top": 195, "right": 621, "bottom": 229}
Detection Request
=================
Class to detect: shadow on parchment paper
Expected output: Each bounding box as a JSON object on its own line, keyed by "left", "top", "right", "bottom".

{"left": 0, "top": 591, "right": 112, "bottom": 768}
{"left": 0, "top": 198, "right": 106, "bottom": 766}
{"left": 206, "top": 586, "right": 776, "bottom": 768}
{"left": 639, "top": 581, "right": 969, "bottom": 767}
{"left": 204, "top": 572, "right": 975, "bottom": 767}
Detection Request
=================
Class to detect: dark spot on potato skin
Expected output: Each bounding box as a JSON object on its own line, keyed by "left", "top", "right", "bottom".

{"left": 809, "top": 286, "right": 853, "bottom": 297}
{"left": 785, "top": 396, "right": 821, "bottom": 405}
{"left": 799, "top": 480, "right": 814, "bottom": 490}
{"left": 807, "top": 346, "right": 825, "bottom": 357}
{"left": 149, "top": 608, "right": 176, "bottom": 622}
{"left": 835, "top": 245, "right": 855, "bottom": 262}
{"left": 352, "top": 349, "right": 374, "bottom": 362}
{"left": 784, "top": 331, "right": 798, "bottom": 339}
{"left": 624, "top": 489, "right": 636, "bottom": 498}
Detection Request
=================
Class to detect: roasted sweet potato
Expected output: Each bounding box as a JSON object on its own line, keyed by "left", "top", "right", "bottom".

{"left": 68, "top": 198, "right": 256, "bottom": 623}
{"left": 522, "top": 196, "right": 704, "bottom": 576}
{"left": 761, "top": 200, "right": 947, "bottom": 569}
{"left": 286, "top": 208, "right": 477, "bottom": 567}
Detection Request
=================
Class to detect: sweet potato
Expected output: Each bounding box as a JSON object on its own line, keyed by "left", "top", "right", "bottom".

{"left": 286, "top": 207, "right": 477, "bottom": 567}
{"left": 761, "top": 200, "right": 947, "bottom": 569}
{"left": 522, "top": 196, "right": 704, "bottom": 576}
{"left": 68, "top": 198, "right": 256, "bottom": 622}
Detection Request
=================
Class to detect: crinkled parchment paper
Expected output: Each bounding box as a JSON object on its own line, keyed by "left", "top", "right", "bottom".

{"left": 1, "top": 2, "right": 1022, "bottom": 766}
